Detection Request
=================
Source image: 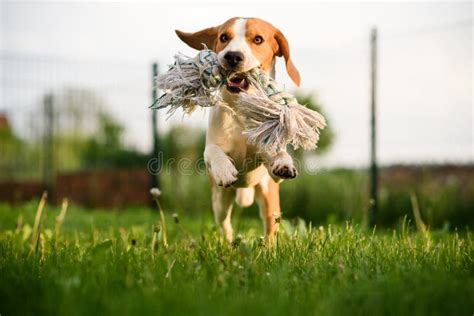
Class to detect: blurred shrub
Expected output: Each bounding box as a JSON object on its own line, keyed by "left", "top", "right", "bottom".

{"left": 280, "top": 169, "right": 367, "bottom": 224}
{"left": 81, "top": 113, "right": 148, "bottom": 169}
{"left": 377, "top": 166, "right": 474, "bottom": 230}
{"left": 0, "top": 115, "right": 24, "bottom": 179}
{"left": 160, "top": 124, "right": 206, "bottom": 165}
{"left": 156, "top": 166, "right": 474, "bottom": 230}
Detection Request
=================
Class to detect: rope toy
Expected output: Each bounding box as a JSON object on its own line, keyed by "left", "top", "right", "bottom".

{"left": 151, "top": 48, "right": 326, "bottom": 154}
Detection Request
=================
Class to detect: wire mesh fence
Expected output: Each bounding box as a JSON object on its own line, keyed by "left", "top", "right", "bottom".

{"left": 1, "top": 51, "right": 152, "bottom": 182}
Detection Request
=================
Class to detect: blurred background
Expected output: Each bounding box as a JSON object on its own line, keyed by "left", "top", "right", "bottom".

{"left": 1, "top": 1, "right": 472, "bottom": 228}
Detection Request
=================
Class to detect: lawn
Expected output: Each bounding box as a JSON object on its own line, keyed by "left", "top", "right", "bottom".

{"left": 0, "top": 201, "right": 473, "bottom": 316}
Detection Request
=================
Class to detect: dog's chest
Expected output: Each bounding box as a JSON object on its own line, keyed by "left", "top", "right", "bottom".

{"left": 207, "top": 90, "right": 261, "bottom": 167}
{"left": 208, "top": 106, "right": 250, "bottom": 160}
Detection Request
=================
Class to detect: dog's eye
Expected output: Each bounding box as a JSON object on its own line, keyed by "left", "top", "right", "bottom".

{"left": 219, "top": 34, "right": 229, "bottom": 43}
{"left": 253, "top": 36, "right": 263, "bottom": 45}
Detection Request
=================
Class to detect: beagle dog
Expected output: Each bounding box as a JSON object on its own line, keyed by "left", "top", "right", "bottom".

{"left": 176, "top": 17, "right": 300, "bottom": 242}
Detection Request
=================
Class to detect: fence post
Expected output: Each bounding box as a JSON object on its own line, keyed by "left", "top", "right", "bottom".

{"left": 369, "top": 27, "right": 378, "bottom": 227}
{"left": 150, "top": 62, "right": 161, "bottom": 191}
{"left": 43, "top": 93, "right": 55, "bottom": 198}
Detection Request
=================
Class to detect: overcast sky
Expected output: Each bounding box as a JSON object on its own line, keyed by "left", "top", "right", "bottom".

{"left": 1, "top": 1, "right": 472, "bottom": 166}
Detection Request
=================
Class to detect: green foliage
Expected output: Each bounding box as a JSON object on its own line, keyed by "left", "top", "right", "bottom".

{"left": 0, "top": 89, "right": 151, "bottom": 178}
{"left": 0, "top": 119, "right": 25, "bottom": 179}
{"left": 81, "top": 113, "right": 149, "bottom": 169}
{"left": 159, "top": 124, "right": 206, "bottom": 166}
{"left": 294, "top": 93, "right": 335, "bottom": 156}
{"left": 156, "top": 167, "right": 474, "bottom": 230}
{"left": 0, "top": 205, "right": 473, "bottom": 315}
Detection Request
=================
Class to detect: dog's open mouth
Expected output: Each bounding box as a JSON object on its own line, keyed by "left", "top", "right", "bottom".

{"left": 226, "top": 74, "right": 249, "bottom": 93}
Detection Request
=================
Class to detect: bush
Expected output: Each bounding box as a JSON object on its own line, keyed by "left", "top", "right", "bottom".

{"left": 156, "top": 166, "right": 474, "bottom": 230}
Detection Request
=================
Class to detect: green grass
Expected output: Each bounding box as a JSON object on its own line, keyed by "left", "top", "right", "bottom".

{"left": 0, "top": 202, "right": 473, "bottom": 316}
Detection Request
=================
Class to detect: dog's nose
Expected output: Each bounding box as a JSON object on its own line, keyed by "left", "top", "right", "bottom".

{"left": 224, "top": 51, "right": 244, "bottom": 68}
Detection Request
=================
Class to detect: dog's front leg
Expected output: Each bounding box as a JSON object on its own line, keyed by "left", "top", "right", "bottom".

{"left": 204, "top": 144, "right": 238, "bottom": 187}
{"left": 263, "top": 150, "right": 298, "bottom": 180}
{"left": 204, "top": 143, "right": 238, "bottom": 241}
{"left": 211, "top": 185, "right": 235, "bottom": 241}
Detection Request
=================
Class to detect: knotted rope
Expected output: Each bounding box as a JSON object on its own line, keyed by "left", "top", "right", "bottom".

{"left": 151, "top": 49, "right": 326, "bottom": 154}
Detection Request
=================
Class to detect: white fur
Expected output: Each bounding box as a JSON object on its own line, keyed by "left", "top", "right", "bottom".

{"left": 211, "top": 185, "right": 235, "bottom": 241}
{"left": 266, "top": 150, "right": 298, "bottom": 180}
{"left": 206, "top": 18, "right": 296, "bottom": 240}
{"left": 235, "top": 187, "right": 255, "bottom": 207}
{"left": 217, "top": 18, "right": 260, "bottom": 72}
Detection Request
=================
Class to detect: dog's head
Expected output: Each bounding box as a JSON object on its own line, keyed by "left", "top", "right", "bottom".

{"left": 175, "top": 17, "right": 300, "bottom": 92}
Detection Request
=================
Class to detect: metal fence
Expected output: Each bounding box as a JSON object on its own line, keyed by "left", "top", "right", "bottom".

{"left": 1, "top": 51, "right": 153, "bottom": 182}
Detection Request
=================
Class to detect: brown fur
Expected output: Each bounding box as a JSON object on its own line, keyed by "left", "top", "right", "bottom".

{"left": 255, "top": 177, "right": 281, "bottom": 239}
{"left": 175, "top": 17, "right": 298, "bottom": 240}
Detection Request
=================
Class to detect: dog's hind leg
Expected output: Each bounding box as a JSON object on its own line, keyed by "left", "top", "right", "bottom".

{"left": 211, "top": 185, "right": 236, "bottom": 241}
{"left": 255, "top": 174, "right": 281, "bottom": 242}
{"left": 235, "top": 187, "right": 255, "bottom": 208}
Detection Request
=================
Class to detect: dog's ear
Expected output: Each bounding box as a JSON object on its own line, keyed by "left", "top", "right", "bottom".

{"left": 274, "top": 29, "right": 301, "bottom": 86}
{"left": 175, "top": 27, "right": 218, "bottom": 51}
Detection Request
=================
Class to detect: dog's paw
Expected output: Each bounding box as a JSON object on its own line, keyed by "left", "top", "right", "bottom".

{"left": 272, "top": 163, "right": 298, "bottom": 179}
{"left": 271, "top": 156, "right": 298, "bottom": 179}
{"left": 210, "top": 159, "right": 238, "bottom": 187}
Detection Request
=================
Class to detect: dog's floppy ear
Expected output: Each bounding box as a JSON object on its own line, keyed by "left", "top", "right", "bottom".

{"left": 274, "top": 29, "right": 301, "bottom": 86}
{"left": 175, "top": 27, "right": 218, "bottom": 51}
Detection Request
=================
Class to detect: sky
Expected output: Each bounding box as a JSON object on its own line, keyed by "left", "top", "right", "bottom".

{"left": 1, "top": 1, "right": 472, "bottom": 167}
